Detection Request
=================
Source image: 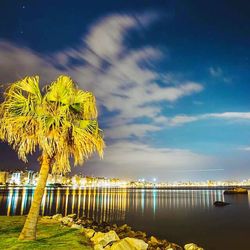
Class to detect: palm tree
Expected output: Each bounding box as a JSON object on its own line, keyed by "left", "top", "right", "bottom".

{"left": 0, "top": 75, "right": 105, "bottom": 240}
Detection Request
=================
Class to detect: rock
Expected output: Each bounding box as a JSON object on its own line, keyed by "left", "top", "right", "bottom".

{"left": 134, "top": 231, "right": 147, "bottom": 239}
{"left": 60, "top": 216, "right": 74, "bottom": 225}
{"left": 150, "top": 236, "right": 159, "bottom": 244}
{"left": 76, "top": 219, "right": 82, "bottom": 224}
{"left": 81, "top": 228, "right": 96, "bottom": 238}
{"left": 94, "top": 244, "right": 105, "bottom": 250}
{"left": 67, "top": 213, "right": 77, "bottom": 219}
{"left": 91, "top": 230, "right": 120, "bottom": 247}
{"left": 116, "top": 224, "right": 132, "bottom": 233}
{"left": 42, "top": 216, "right": 52, "bottom": 219}
{"left": 184, "top": 243, "right": 204, "bottom": 250}
{"left": 52, "top": 214, "right": 63, "bottom": 220}
{"left": 100, "top": 221, "right": 110, "bottom": 227}
{"left": 86, "top": 218, "right": 94, "bottom": 224}
{"left": 105, "top": 237, "right": 148, "bottom": 250}
{"left": 126, "top": 230, "right": 136, "bottom": 238}
{"left": 40, "top": 216, "right": 58, "bottom": 224}
{"left": 214, "top": 201, "right": 230, "bottom": 207}
{"left": 164, "top": 245, "right": 173, "bottom": 250}
{"left": 164, "top": 243, "right": 183, "bottom": 250}
{"left": 71, "top": 223, "right": 82, "bottom": 229}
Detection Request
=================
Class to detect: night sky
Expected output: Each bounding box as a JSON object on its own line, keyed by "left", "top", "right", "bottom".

{"left": 1, "top": 1, "right": 250, "bottom": 181}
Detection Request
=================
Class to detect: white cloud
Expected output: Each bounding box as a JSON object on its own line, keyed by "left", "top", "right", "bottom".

{"left": 0, "top": 41, "right": 61, "bottom": 83}
{"left": 238, "top": 147, "right": 250, "bottom": 151}
{"left": 0, "top": 13, "right": 205, "bottom": 140}
{"left": 84, "top": 14, "right": 137, "bottom": 62}
{"left": 168, "top": 112, "right": 250, "bottom": 126}
{"left": 207, "top": 112, "right": 250, "bottom": 119}
{"left": 169, "top": 115, "right": 199, "bottom": 125}
{"left": 85, "top": 141, "right": 216, "bottom": 181}
{"left": 105, "top": 124, "right": 161, "bottom": 139}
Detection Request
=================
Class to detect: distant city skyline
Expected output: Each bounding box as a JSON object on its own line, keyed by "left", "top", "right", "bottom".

{"left": 1, "top": 169, "right": 250, "bottom": 187}
{"left": 1, "top": 1, "right": 250, "bottom": 181}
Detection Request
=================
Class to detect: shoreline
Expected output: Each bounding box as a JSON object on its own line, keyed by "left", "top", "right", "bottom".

{"left": 1, "top": 184, "right": 250, "bottom": 190}
{"left": 42, "top": 213, "right": 203, "bottom": 250}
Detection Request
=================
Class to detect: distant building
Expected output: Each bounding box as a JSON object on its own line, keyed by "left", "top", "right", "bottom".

{"left": 10, "top": 171, "right": 22, "bottom": 185}
{"left": 0, "top": 171, "right": 9, "bottom": 185}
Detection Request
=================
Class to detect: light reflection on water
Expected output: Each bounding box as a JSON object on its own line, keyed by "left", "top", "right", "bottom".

{"left": 1, "top": 187, "right": 250, "bottom": 249}
{"left": 1, "top": 187, "right": 226, "bottom": 220}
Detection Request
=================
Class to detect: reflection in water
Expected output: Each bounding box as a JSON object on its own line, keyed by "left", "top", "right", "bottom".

{"left": 1, "top": 187, "right": 250, "bottom": 249}
{"left": 0, "top": 187, "right": 230, "bottom": 222}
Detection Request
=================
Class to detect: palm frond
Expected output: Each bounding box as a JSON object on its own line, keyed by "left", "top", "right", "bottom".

{"left": 0, "top": 75, "right": 105, "bottom": 174}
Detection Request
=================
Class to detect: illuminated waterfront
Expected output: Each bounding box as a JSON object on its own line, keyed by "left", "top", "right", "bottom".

{"left": 1, "top": 187, "right": 250, "bottom": 249}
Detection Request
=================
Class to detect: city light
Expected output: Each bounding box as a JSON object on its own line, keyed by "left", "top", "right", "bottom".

{"left": 1, "top": 170, "right": 250, "bottom": 188}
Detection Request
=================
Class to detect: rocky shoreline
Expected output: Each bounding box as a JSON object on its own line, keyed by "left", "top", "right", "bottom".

{"left": 41, "top": 214, "right": 203, "bottom": 250}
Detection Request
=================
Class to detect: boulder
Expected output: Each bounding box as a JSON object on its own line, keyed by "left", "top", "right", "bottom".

{"left": 60, "top": 216, "right": 74, "bottom": 225}
{"left": 214, "top": 201, "right": 230, "bottom": 207}
{"left": 91, "top": 230, "right": 120, "bottom": 247}
{"left": 94, "top": 244, "right": 105, "bottom": 250}
{"left": 67, "top": 213, "right": 77, "bottom": 219}
{"left": 105, "top": 237, "right": 148, "bottom": 250}
{"left": 76, "top": 219, "right": 82, "bottom": 224}
{"left": 150, "top": 236, "right": 159, "bottom": 244}
{"left": 134, "top": 231, "right": 147, "bottom": 239}
{"left": 42, "top": 216, "right": 52, "bottom": 219}
{"left": 52, "top": 214, "right": 63, "bottom": 220}
{"left": 81, "top": 228, "right": 96, "bottom": 238}
{"left": 71, "top": 223, "right": 82, "bottom": 229}
{"left": 184, "top": 243, "right": 204, "bottom": 250}
{"left": 116, "top": 224, "right": 132, "bottom": 233}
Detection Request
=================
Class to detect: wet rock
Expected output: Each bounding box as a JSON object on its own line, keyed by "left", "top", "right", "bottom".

{"left": 184, "top": 243, "right": 204, "bottom": 250}
{"left": 81, "top": 228, "right": 96, "bottom": 238}
{"left": 116, "top": 224, "right": 132, "bottom": 234}
{"left": 148, "top": 235, "right": 160, "bottom": 247}
{"left": 91, "top": 230, "right": 120, "bottom": 247}
{"left": 92, "top": 221, "right": 99, "bottom": 226}
{"left": 52, "top": 214, "right": 63, "bottom": 220}
{"left": 75, "top": 219, "right": 82, "bottom": 224}
{"left": 163, "top": 243, "right": 183, "bottom": 250}
{"left": 60, "top": 216, "right": 74, "bottom": 225}
{"left": 134, "top": 231, "right": 147, "bottom": 239}
{"left": 67, "top": 213, "right": 77, "bottom": 219}
{"left": 214, "top": 201, "right": 230, "bottom": 207}
{"left": 150, "top": 236, "right": 159, "bottom": 243}
{"left": 86, "top": 218, "right": 94, "bottom": 224}
{"left": 126, "top": 230, "right": 136, "bottom": 238}
{"left": 100, "top": 221, "right": 110, "bottom": 227}
{"left": 105, "top": 237, "right": 148, "bottom": 250}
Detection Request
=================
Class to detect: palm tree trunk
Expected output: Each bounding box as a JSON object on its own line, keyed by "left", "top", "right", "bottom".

{"left": 18, "top": 153, "right": 50, "bottom": 240}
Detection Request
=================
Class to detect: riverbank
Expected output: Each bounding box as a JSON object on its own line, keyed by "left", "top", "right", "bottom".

{"left": 43, "top": 214, "right": 203, "bottom": 250}
{"left": 0, "top": 215, "right": 203, "bottom": 250}
{"left": 0, "top": 216, "right": 92, "bottom": 250}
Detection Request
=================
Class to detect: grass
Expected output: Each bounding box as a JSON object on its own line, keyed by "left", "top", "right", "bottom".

{"left": 0, "top": 216, "right": 92, "bottom": 250}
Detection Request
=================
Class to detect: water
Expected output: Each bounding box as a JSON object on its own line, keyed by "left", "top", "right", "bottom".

{"left": 0, "top": 187, "right": 250, "bottom": 250}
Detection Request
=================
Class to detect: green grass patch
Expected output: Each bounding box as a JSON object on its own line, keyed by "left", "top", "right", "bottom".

{"left": 0, "top": 216, "right": 92, "bottom": 250}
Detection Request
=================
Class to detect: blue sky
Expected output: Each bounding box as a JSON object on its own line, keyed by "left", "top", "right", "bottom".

{"left": 1, "top": 1, "right": 250, "bottom": 181}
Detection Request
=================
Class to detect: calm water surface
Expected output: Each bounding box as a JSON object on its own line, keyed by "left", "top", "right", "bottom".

{"left": 0, "top": 187, "right": 250, "bottom": 250}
